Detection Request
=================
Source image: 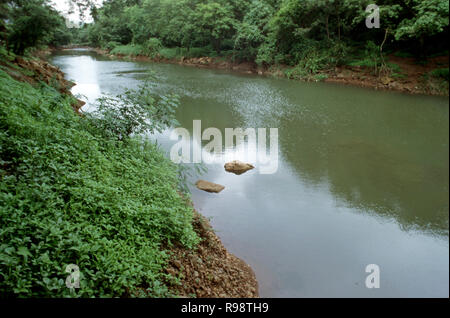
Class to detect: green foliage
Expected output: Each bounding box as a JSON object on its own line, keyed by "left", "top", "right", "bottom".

{"left": 184, "top": 47, "right": 216, "bottom": 58}
{"left": 194, "top": 1, "right": 237, "bottom": 53}
{"left": 395, "top": 0, "right": 449, "bottom": 41}
{"left": 285, "top": 41, "right": 349, "bottom": 80}
{"left": 158, "top": 47, "right": 181, "bottom": 60}
{"left": 158, "top": 46, "right": 217, "bottom": 60}
{"left": 421, "top": 66, "right": 449, "bottom": 94}
{"left": 0, "top": 45, "right": 16, "bottom": 62}
{"left": 144, "top": 38, "right": 162, "bottom": 58}
{"left": 104, "top": 41, "right": 121, "bottom": 51}
{"left": 255, "top": 41, "right": 277, "bottom": 66}
{"left": 110, "top": 44, "right": 145, "bottom": 56}
{"left": 87, "top": 80, "right": 179, "bottom": 140}
{"left": 68, "top": 0, "right": 448, "bottom": 67}
{"left": 313, "top": 73, "right": 329, "bottom": 82}
{"left": 429, "top": 67, "right": 449, "bottom": 81}
{"left": 347, "top": 41, "right": 397, "bottom": 76}
{"left": 234, "top": 0, "right": 274, "bottom": 61}
{"left": 0, "top": 69, "right": 199, "bottom": 297}
{"left": 3, "top": 0, "right": 449, "bottom": 63}
{"left": 5, "top": 0, "right": 71, "bottom": 54}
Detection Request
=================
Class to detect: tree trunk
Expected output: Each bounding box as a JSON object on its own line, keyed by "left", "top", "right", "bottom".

{"left": 337, "top": 14, "right": 341, "bottom": 41}
{"left": 325, "top": 15, "right": 330, "bottom": 40}
{"left": 379, "top": 28, "right": 389, "bottom": 76}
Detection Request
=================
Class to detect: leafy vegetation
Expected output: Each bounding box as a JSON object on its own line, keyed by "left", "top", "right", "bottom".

{"left": 1, "top": 0, "right": 448, "bottom": 78}
{"left": 59, "top": 0, "right": 448, "bottom": 80}
{"left": 429, "top": 67, "right": 449, "bottom": 81}
{"left": 0, "top": 65, "right": 199, "bottom": 297}
{"left": 1, "top": 0, "right": 73, "bottom": 55}
{"left": 110, "top": 44, "right": 146, "bottom": 57}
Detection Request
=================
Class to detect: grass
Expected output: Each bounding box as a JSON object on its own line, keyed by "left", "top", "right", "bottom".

{"left": 347, "top": 57, "right": 405, "bottom": 77}
{"left": 420, "top": 67, "right": 449, "bottom": 95}
{"left": 429, "top": 67, "right": 449, "bottom": 81}
{"left": 0, "top": 66, "right": 199, "bottom": 297}
{"left": 110, "top": 44, "right": 145, "bottom": 57}
{"left": 159, "top": 47, "right": 181, "bottom": 60}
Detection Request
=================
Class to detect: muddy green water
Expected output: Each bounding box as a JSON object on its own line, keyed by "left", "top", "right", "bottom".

{"left": 52, "top": 49, "right": 449, "bottom": 297}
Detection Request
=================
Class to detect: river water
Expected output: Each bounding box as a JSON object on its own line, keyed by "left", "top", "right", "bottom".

{"left": 51, "top": 49, "right": 449, "bottom": 298}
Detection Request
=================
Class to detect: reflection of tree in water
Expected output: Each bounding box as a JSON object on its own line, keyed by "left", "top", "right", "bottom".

{"left": 173, "top": 75, "right": 449, "bottom": 237}
{"left": 163, "top": 68, "right": 450, "bottom": 237}
{"left": 279, "top": 106, "right": 449, "bottom": 237}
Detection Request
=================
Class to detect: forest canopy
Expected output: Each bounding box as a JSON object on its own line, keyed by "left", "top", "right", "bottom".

{"left": 71, "top": 0, "right": 448, "bottom": 62}
{"left": 1, "top": 0, "right": 448, "bottom": 65}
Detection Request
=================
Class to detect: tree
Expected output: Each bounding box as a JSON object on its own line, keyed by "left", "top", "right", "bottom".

{"left": 234, "top": 0, "right": 274, "bottom": 61}
{"left": 395, "top": 0, "right": 449, "bottom": 54}
{"left": 7, "top": 0, "right": 63, "bottom": 54}
{"left": 194, "top": 1, "right": 236, "bottom": 53}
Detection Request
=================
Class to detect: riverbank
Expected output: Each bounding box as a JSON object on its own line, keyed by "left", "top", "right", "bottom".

{"left": 166, "top": 211, "right": 258, "bottom": 298}
{"left": 0, "top": 49, "right": 258, "bottom": 298}
{"left": 88, "top": 47, "right": 449, "bottom": 96}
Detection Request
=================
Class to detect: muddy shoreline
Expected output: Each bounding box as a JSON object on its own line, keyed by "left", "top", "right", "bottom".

{"left": 166, "top": 211, "right": 258, "bottom": 298}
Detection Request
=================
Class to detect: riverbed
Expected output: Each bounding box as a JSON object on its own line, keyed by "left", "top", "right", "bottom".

{"left": 51, "top": 49, "right": 449, "bottom": 298}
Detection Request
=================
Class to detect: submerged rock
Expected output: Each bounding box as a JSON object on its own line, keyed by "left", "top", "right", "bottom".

{"left": 195, "top": 180, "right": 225, "bottom": 193}
{"left": 224, "top": 160, "right": 255, "bottom": 175}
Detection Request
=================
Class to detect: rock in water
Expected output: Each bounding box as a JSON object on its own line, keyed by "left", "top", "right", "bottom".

{"left": 195, "top": 180, "right": 225, "bottom": 194}
{"left": 224, "top": 160, "right": 255, "bottom": 175}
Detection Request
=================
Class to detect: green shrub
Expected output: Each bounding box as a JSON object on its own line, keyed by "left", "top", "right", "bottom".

{"left": 158, "top": 47, "right": 181, "bottom": 60}
{"left": 285, "top": 41, "right": 349, "bottom": 80}
{"left": 255, "top": 42, "right": 276, "bottom": 66}
{"left": 143, "top": 38, "right": 162, "bottom": 58}
{"left": 0, "top": 44, "right": 16, "bottom": 62}
{"left": 87, "top": 80, "right": 179, "bottom": 141}
{"left": 111, "top": 44, "right": 145, "bottom": 56}
{"left": 0, "top": 70, "right": 199, "bottom": 297}
{"left": 347, "top": 59, "right": 377, "bottom": 68}
{"left": 104, "top": 41, "right": 121, "bottom": 51}
{"left": 158, "top": 46, "right": 222, "bottom": 60}
{"left": 429, "top": 68, "right": 449, "bottom": 81}
{"left": 313, "top": 73, "right": 329, "bottom": 82}
{"left": 185, "top": 47, "right": 215, "bottom": 58}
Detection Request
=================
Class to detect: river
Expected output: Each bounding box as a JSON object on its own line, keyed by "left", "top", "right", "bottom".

{"left": 51, "top": 49, "right": 449, "bottom": 298}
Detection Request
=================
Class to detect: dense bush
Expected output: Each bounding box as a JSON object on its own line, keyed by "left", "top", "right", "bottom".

{"left": 430, "top": 67, "right": 449, "bottom": 81}
{"left": 72, "top": 0, "right": 448, "bottom": 71}
{"left": 110, "top": 44, "right": 145, "bottom": 56}
{"left": 285, "top": 41, "right": 349, "bottom": 80}
{"left": 5, "top": 0, "right": 72, "bottom": 54}
{"left": 104, "top": 41, "right": 121, "bottom": 51}
{"left": 143, "top": 38, "right": 162, "bottom": 58}
{"left": 0, "top": 70, "right": 199, "bottom": 297}
{"left": 87, "top": 81, "right": 179, "bottom": 141}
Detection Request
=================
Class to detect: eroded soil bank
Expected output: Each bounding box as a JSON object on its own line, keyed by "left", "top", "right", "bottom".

{"left": 166, "top": 212, "right": 258, "bottom": 298}
{"left": 0, "top": 53, "right": 86, "bottom": 112}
